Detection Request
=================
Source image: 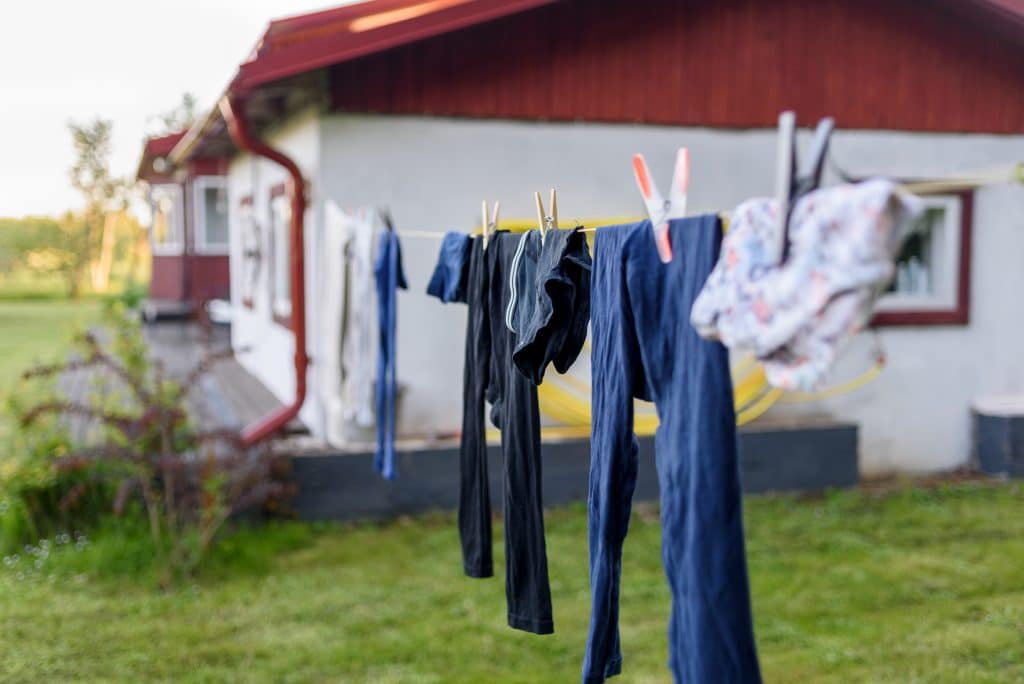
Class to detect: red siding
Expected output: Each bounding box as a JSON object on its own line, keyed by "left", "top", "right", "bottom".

{"left": 150, "top": 255, "right": 185, "bottom": 301}
{"left": 188, "top": 255, "right": 231, "bottom": 303}
{"left": 330, "top": 0, "right": 1024, "bottom": 133}
{"left": 150, "top": 254, "right": 230, "bottom": 304}
{"left": 188, "top": 158, "right": 228, "bottom": 176}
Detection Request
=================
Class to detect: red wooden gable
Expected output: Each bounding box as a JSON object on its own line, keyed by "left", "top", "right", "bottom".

{"left": 328, "top": 0, "right": 1024, "bottom": 133}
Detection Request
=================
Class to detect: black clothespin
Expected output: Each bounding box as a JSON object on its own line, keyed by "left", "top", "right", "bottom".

{"left": 772, "top": 112, "right": 835, "bottom": 264}
{"left": 381, "top": 208, "right": 395, "bottom": 232}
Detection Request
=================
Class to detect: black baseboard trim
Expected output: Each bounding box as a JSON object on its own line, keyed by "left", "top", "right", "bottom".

{"left": 288, "top": 423, "right": 859, "bottom": 522}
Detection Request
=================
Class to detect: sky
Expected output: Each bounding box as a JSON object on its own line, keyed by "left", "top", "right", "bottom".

{"left": 0, "top": 0, "right": 352, "bottom": 218}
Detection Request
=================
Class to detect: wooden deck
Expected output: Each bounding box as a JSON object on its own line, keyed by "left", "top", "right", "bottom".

{"left": 142, "top": 321, "right": 306, "bottom": 436}
{"left": 56, "top": 320, "right": 305, "bottom": 441}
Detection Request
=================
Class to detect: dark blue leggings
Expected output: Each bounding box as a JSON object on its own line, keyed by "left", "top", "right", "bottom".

{"left": 583, "top": 217, "right": 762, "bottom": 683}
{"left": 374, "top": 231, "right": 406, "bottom": 480}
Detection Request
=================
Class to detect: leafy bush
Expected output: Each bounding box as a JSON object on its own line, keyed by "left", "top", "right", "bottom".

{"left": 1, "top": 365, "right": 111, "bottom": 555}
{"left": 107, "top": 280, "right": 147, "bottom": 312}
{"left": 4, "top": 310, "right": 293, "bottom": 587}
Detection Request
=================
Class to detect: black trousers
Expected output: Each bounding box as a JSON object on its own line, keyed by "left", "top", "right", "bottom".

{"left": 457, "top": 233, "right": 553, "bottom": 635}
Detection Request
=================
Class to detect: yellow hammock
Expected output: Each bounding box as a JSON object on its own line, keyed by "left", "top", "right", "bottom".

{"left": 535, "top": 362, "right": 776, "bottom": 436}
{"left": 526, "top": 353, "right": 884, "bottom": 440}
{"left": 476, "top": 219, "right": 884, "bottom": 439}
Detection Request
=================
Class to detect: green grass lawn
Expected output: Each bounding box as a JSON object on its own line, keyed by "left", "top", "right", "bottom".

{"left": 0, "top": 299, "right": 102, "bottom": 437}
{"left": 0, "top": 299, "right": 102, "bottom": 389}
{"left": 1, "top": 482, "right": 1023, "bottom": 682}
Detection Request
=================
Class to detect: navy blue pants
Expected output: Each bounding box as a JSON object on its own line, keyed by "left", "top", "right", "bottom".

{"left": 457, "top": 233, "right": 554, "bottom": 634}
{"left": 583, "top": 217, "right": 762, "bottom": 683}
{"left": 374, "top": 231, "right": 407, "bottom": 480}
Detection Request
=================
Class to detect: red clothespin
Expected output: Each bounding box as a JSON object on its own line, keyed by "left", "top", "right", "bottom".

{"left": 632, "top": 148, "right": 690, "bottom": 263}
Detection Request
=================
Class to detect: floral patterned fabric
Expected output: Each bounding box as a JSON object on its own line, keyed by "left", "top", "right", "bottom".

{"left": 690, "top": 179, "right": 923, "bottom": 391}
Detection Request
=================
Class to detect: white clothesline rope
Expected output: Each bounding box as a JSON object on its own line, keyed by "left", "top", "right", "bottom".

{"left": 393, "top": 162, "right": 1024, "bottom": 238}
{"left": 392, "top": 229, "right": 452, "bottom": 239}
{"left": 901, "top": 162, "right": 1024, "bottom": 195}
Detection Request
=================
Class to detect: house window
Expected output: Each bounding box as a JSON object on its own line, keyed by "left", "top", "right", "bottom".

{"left": 872, "top": 191, "right": 972, "bottom": 326}
{"left": 149, "top": 184, "right": 183, "bottom": 255}
{"left": 193, "top": 176, "right": 229, "bottom": 253}
{"left": 239, "top": 196, "right": 259, "bottom": 310}
{"left": 268, "top": 185, "right": 291, "bottom": 325}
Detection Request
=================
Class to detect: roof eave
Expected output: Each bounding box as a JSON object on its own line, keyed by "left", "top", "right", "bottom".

{"left": 234, "top": 0, "right": 559, "bottom": 91}
{"left": 169, "top": 97, "right": 230, "bottom": 165}
{"left": 170, "top": 0, "right": 560, "bottom": 163}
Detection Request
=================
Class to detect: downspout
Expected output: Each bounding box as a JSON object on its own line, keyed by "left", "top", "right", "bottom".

{"left": 219, "top": 95, "right": 309, "bottom": 447}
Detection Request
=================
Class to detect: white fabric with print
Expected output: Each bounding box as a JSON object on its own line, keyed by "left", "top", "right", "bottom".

{"left": 691, "top": 179, "right": 923, "bottom": 391}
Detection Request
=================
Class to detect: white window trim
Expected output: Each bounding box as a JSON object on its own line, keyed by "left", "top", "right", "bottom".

{"left": 238, "top": 200, "right": 261, "bottom": 308}
{"left": 192, "top": 175, "right": 230, "bottom": 255}
{"left": 150, "top": 183, "right": 184, "bottom": 256}
{"left": 876, "top": 194, "right": 962, "bottom": 313}
{"left": 269, "top": 192, "right": 292, "bottom": 322}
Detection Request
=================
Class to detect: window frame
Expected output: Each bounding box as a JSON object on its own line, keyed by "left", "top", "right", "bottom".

{"left": 871, "top": 190, "right": 973, "bottom": 327}
{"left": 149, "top": 183, "right": 185, "bottom": 256}
{"left": 267, "top": 183, "right": 292, "bottom": 328}
{"left": 239, "top": 195, "right": 257, "bottom": 310}
{"left": 192, "top": 175, "right": 230, "bottom": 255}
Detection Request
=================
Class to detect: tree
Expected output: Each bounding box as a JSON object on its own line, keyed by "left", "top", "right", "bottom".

{"left": 151, "top": 92, "right": 199, "bottom": 135}
{"left": 0, "top": 215, "right": 87, "bottom": 295}
{"left": 67, "top": 118, "right": 129, "bottom": 296}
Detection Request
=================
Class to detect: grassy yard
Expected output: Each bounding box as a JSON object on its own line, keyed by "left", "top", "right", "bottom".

{"left": 1, "top": 482, "right": 1023, "bottom": 682}
{"left": 0, "top": 299, "right": 102, "bottom": 390}
{"left": 0, "top": 299, "right": 102, "bottom": 441}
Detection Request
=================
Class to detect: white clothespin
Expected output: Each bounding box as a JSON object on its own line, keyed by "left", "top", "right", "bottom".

{"left": 632, "top": 148, "right": 690, "bottom": 263}
{"left": 481, "top": 200, "right": 500, "bottom": 250}
{"left": 772, "top": 111, "right": 834, "bottom": 264}
{"left": 534, "top": 188, "right": 558, "bottom": 243}
{"left": 772, "top": 111, "right": 797, "bottom": 265}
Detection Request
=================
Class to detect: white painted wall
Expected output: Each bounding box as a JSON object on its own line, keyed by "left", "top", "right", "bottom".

{"left": 227, "top": 108, "right": 323, "bottom": 434}
{"left": 801, "top": 181, "right": 1024, "bottom": 475}
{"left": 236, "top": 112, "right": 1024, "bottom": 475}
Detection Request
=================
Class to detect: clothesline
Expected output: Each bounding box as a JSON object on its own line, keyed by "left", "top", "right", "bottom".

{"left": 392, "top": 229, "right": 452, "bottom": 239}
{"left": 397, "top": 224, "right": 622, "bottom": 238}
{"left": 577, "top": 214, "right": 733, "bottom": 233}
{"left": 397, "top": 219, "right": 683, "bottom": 238}
{"left": 393, "top": 161, "right": 1023, "bottom": 239}
{"left": 825, "top": 160, "right": 1024, "bottom": 195}
{"left": 901, "top": 162, "right": 1024, "bottom": 195}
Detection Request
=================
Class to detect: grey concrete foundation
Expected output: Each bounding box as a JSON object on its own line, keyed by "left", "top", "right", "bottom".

{"left": 289, "top": 420, "right": 859, "bottom": 521}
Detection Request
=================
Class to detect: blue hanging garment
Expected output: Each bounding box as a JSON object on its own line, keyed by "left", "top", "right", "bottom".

{"left": 373, "top": 229, "right": 407, "bottom": 479}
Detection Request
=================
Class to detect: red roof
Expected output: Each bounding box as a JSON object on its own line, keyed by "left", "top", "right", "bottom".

{"left": 222, "top": 0, "right": 1024, "bottom": 96}
{"left": 170, "top": 0, "right": 1024, "bottom": 162}
{"left": 967, "top": 0, "right": 1024, "bottom": 28}
{"left": 943, "top": 0, "right": 1024, "bottom": 45}
{"left": 145, "top": 131, "right": 186, "bottom": 157}
{"left": 170, "top": 0, "right": 559, "bottom": 161}
{"left": 136, "top": 131, "right": 188, "bottom": 181}
{"left": 233, "top": 0, "right": 558, "bottom": 93}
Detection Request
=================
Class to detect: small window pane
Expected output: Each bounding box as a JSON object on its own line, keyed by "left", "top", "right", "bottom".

{"left": 888, "top": 206, "right": 947, "bottom": 296}
{"left": 151, "top": 186, "right": 181, "bottom": 249}
{"left": 203, "top": 185, "right": 229, "bottom": 247}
